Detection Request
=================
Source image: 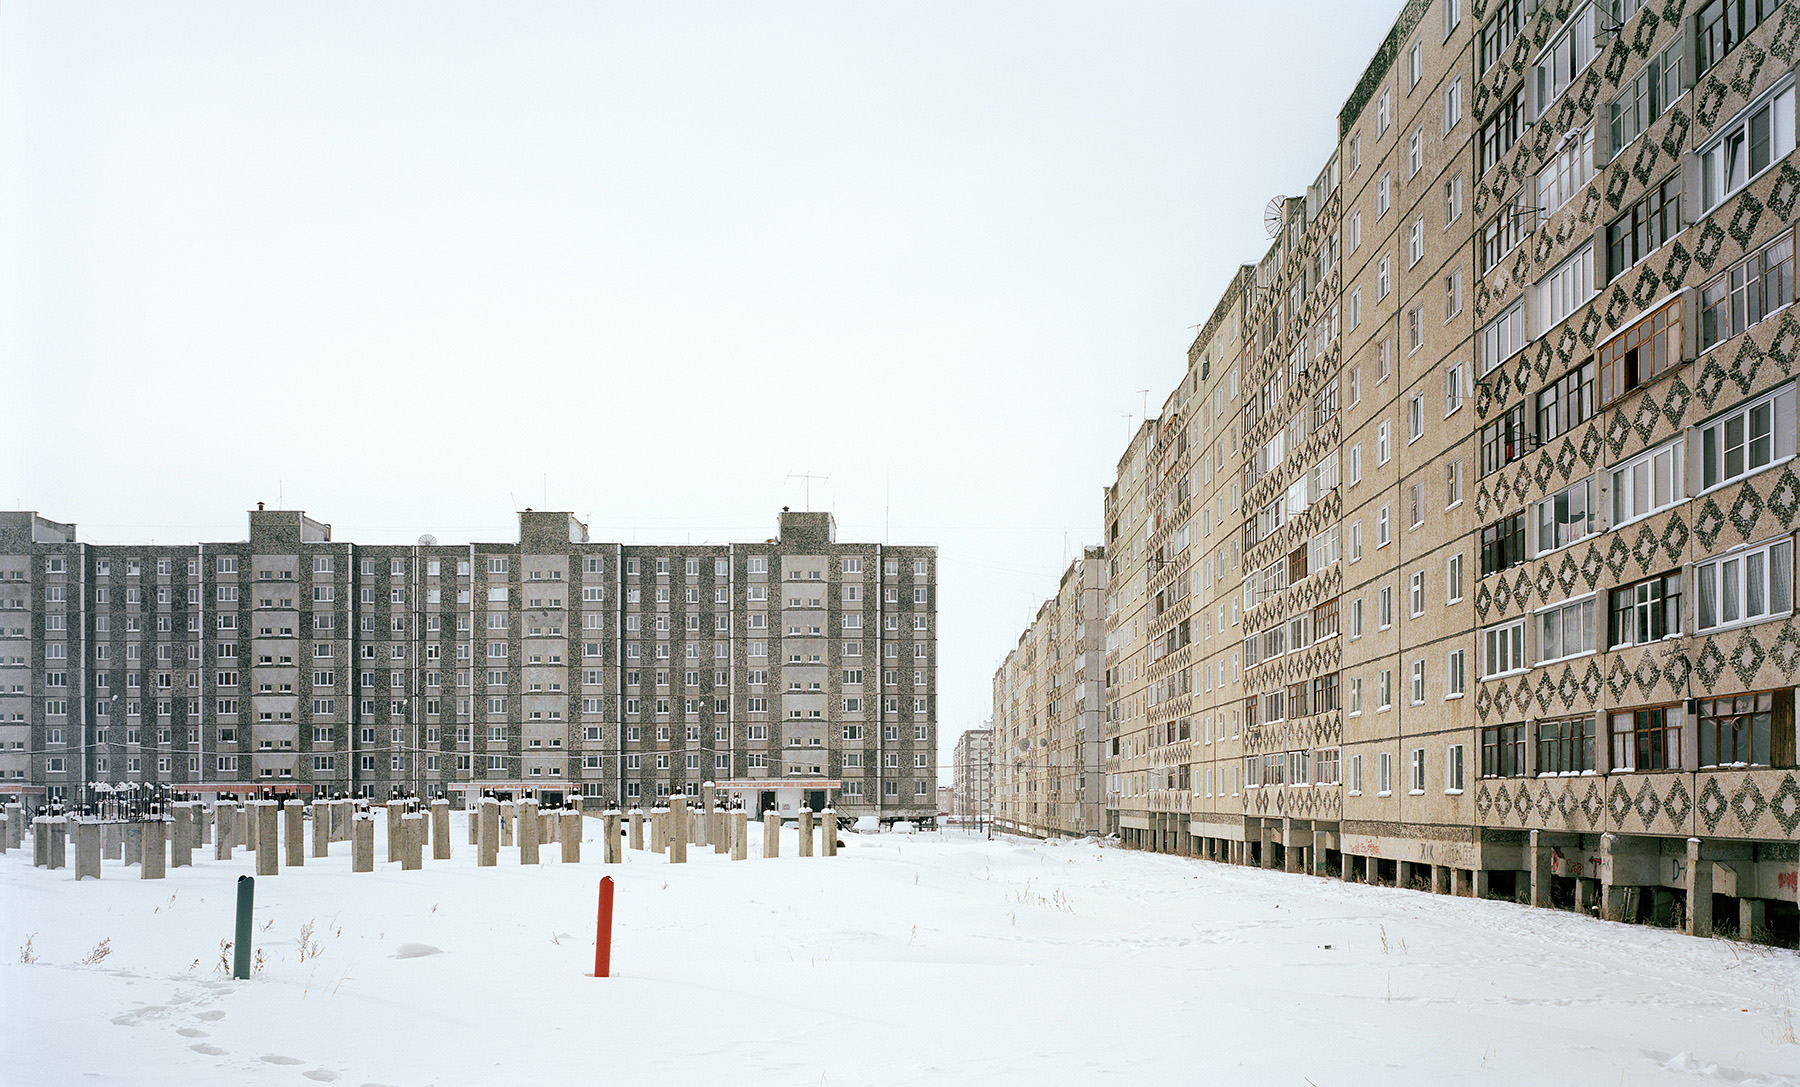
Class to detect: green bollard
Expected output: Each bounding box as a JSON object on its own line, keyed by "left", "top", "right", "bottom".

{"left": 233, "top": 875, "right": 254, "bottom": 979}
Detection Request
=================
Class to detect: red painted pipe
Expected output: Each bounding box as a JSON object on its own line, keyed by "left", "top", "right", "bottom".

{"left": 595, "top": 876, "right": 615, "bottom": 978}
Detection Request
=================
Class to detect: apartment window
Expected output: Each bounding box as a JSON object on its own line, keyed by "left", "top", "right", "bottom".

{"left": 1348, "top": 676, "right": 1362, "bottom": 713}
{"left": 1699, "top": 384, "right": 1796, "bottom": 490}
{"left": 1377, "top": 173, "right": 1390, "bottom": 219}
{"left": 1700, "top": 230, "right": 1795, "bottom": 352}
{"left": 1348, "top": 287, "right": 1362, "bottom": 330}
{"left": 1409, "top": 660, "right": 1425, "bottom": 705}
{"left": 1481, "top": 206, "right": 1524, "bottom": 274}
{"left": 1349, "top": 443, "right": 1363, "bottom": 485}
{"left": 1376, "top": 421, "right": 1390, "bottom": 464}
{"left": 1409, "top": 748, "right": 1427, "bottom": 793}
{"left": 1611, "top": 704, "right": 1684, "bottom": 771}
{"left": 1410, "top": 571, "right": 1425, "bottom": 616}
{"left": 1481, "top": 723, "right": 1526, "bottom": 778}
{"left": 1699, "top": 79, "right": 1795, "bottom": 211}
{"left": 1537, "top": 130, "right": 1595, "bottom": 218}
{"left": 1406, "top": 306, "right": 1424, "bottom": 354}
{"left": 1349, "top": 596, "right": 1364, "bottom": 637}
{"left": 1538, "top": 596, "right": 1596, "bottom": 662}
{"left": 1609, "top": 572, "right": 1682, "bottom": 648}
{"left": 1377, "top": 253, "right": 1390, "bottom": 299}
{"left": 1696, "top": 0, "right": 1779, "bottom": 75}
{"left": 1611, "top": 39, "right": 1682, "bottom": 156}
{"left": 1446, "top": 648, "right": 1466, "bottom": 697}
{"left": 1477, "top": 88, "right": 1524, "bottom": 175}
{"left": 1534, "top": 5, "right": 1596, "bottom": 114}
{"left": 1533, "top": 478, "right": 1594, "bottom": 552}
{"left": 1377, "top": 585, "right": 1393, "bottom": 628}
{"left": 1377, "top": 505, "right": 1391, "bottom": 547}
{"left": 1479, "top": 299, "right": 1523, "bottom": 374}
{"left": 1444, "top": 173, "right": 1463, "bottom": 224}
{"left": 1695, "top": 537, "right": 1793, "bottom": 631}
{"left": 1478, "top": 0, "right": 1520, "bottom": 73}
{"left": 1377, "top": 751, "right": 1393, "bottom": 795}
{"left": 1612, "top": 437, "right": 1684, "bottom": 524}
{"left": 1407, "top": 217, "right": 1424, "bottom": 268}
{"left": 1538, "top": 716, "right": 1595, "bottom": 775}
{"left": 1445, "top": 459, "right": 1463, "bottom": 508}
{"left": 1376, "top": 87, "right": 1390, "bottom": 136}
{"left": 1698, "top": 689, "right": 1793, "bottom": 768}
{"left": 1481, "top": 618, "right": 1526, "bottom": 677}
{"left": 1537, "top": 244, "right": 1594, "bottom": 337}
{"left": 1444, "top": 270, "right": 1463, "bottom": 322}
{"left": 1407, "top": 394, "right": 1424, "bottom": 441}
{"left": 1444, "top": 75, "right": 1462, "bottom": 130}
{"left": 1605, "top": 173, "right": 1680, "bottom": 281}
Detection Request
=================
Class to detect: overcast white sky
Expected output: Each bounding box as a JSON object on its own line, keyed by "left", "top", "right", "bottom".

{"left": 3, "top": 0, "right": 1402, "bottom": 767}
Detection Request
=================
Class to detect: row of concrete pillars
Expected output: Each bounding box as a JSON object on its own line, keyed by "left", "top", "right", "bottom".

{"left": 621, "top": 785, "right": 841, "bottom": 864}
{"left": 1123, "top": 822, "right": 1785, "bottom": 942}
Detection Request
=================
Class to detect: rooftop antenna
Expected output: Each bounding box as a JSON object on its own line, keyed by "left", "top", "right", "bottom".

{"left": 786, "top": 473, "right": 828, "bottom": 511}
{"left": 1138, "top": 388, "right": 1150, "bottom": 421}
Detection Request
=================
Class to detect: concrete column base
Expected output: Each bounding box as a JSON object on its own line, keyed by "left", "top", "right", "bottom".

{"left": 255, "top": 802, "right": 279, "bottom": 877}
{"left": 668, "top": 797, "right": 688, "bottom": 863}
{"left": 386, "top": 804, "right": 403, "bottom": 864}
{"left": 1740, "top": 897, "right": 1766, "bottom": 938}
{"left": 1685, "top": 838, "right": 1712, "bottom": 937}
{"left": 400, "top": 814, "right": 424, "bottom": 871}
{"left": 477, "top": 800, "right": 499, "bottom": 867}
{"left": 141, "top": 820, "right": 167, "bottom": 879}
{"left": 518, "top": 801, "right": 540, "bottom": 865}
{"left": 602, "top": 811, "right": 621, "bottom": 864}
{"left": 432, "top": 801, "right": 452, "bottom": 861}
{"left": 75, "top": 821, "right": 101, "bottom": 879}
{"left": 1259, "top": 823, "right": 1274, "bottom": 870}
{"left": 1529, "top": 830, "right": 1551, "bottom": 908}
{"left": 499, "top": 802, "right": 514, "bottom": 848}
{"left": 731, "top": 811, "right": 747, "bottom": 861}
{"left": 285, "top": 804, "right": 305, "bottom": 868}
{"left": 170, "top": 806, "right": 194, "bottom": 868}
{"left": 351, "top": 816, "right": 375, "bottom": 872}
{"left": 797, "top": 808, "right": 814, "bottom": 858}
{"left": 628, "top": 809, "right": 644, "bottom": 851}
{"left": 564, "top": 811, "right": 584, "bottom": 864}
{"left": 762, "top": 811, "right": 780, "bottom": 858}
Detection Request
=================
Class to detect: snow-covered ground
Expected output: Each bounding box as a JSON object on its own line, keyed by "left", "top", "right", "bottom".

{"left": 3, "top": 816, "right": 1797, "bottom": 1086}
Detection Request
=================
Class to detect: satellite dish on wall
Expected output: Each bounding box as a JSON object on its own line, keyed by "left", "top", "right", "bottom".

{"left": 418, "top": 534, "right": 438, "bottom": 546}
{"left": 1264, "top": 197, "right": 1286, "bottom": 238}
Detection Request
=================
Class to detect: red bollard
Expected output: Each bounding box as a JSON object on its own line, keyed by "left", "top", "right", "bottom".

{"left": 594, "top": 876, "right": 615, "bottom": 978}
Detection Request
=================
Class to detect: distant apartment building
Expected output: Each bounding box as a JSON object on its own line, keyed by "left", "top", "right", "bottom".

{"left": 952, "top": 727, "right": 992, "bottom": 825}
{"left": 1001, "top": 0, "right": 1800, "bottom": 940}
{"left": 0, "top": 506, "right": 937, "bottom": 822}
{"left": 993, "top": 547, "right": 1107, "bottom": 838}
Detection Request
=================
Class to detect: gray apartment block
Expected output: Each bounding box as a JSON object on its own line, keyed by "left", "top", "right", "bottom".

{"left": 0, "top": 507, "right": 937, "bottom": 821}
{"left": 952, "top": 727, "right": 992, "bottom": 825}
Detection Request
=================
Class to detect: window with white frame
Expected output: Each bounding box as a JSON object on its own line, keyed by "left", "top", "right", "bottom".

{"left": 1445, "top": 743, "right": 1465, "bottom": 792}
{"left": 1611, "top": 437, "right": 1684, "bottom": 525}
{"left": 1444, "top": 172, "right": 1463, "bottom": 224}
{"left": 1377, "top": 505, "right": 1391, "bottom": 547}
{"left": 1480, "top": 299, "right": 1523, "bottom": 373}
{"left": 1534, "top": 479, "right": 1594, "bottom": 553}
{"left": 1695, "top": 537, "right": 1793, "bottom": 632}
{"left": 1410, "top": 571, "right": 1425, "bottom": 616}
{"left": 1408, "top": 394, "right": 1424, "bottom": 441}
{"left": 1378, "top": 252, "right": 1391, "bottom": 299}
{"left": 1409, "top": 748, "right": 1426, "bottom": 793}
{"left": 1610, "top": 38, "right": 1681, "bottom": 157}
{"left": 1446, "top": 648, "right": 1466, "bottom": 697}
{"left": 1377, "top": 751, "right": 1392, "bottom": 795}
{"left": 1700, "top": 230, "right": 1794, "bottom": 352}
{"left": 1537, "top": 129, "right": 1595, "bottom": 214}
{"left": 1698, "top": 78, "right": 1795, "bottom": 212}
{"left": 1446, "top": 459, "right": 1464, "bottom": 508}
{"left": 1533, "top": 5, "right": 1596, "bottom": 117}
{"left": 1446, "top": 552, "right": 1464, "bottom": 603}
{"left": 1536, "top": 243, "right": 1594, "bottom": 336}
{"left": 1538, "top": 595, "right": 1596, "bottom": 662}
{"left": 1444, "top": 270, "right": 1463, "bottom": 321}
{"left": 1699, "top": 385, "right": 1796, "bottom": 491}
{"left": 1377, "top": 670, "right": 1392, "bottom": 710}
{"left": 1482, "top": 618, "right": 1527, "bottom": 677}
{"left": 1377, "top": 421, "right": 1391, "bottom": 464}
{"left": 1410, "top": 659, "right": 1425, "bottom": 704}
{"left": 1444, "top": 74, "right": 1462, "bottom": 131}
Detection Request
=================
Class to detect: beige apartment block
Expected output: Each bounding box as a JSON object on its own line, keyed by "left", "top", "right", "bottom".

{"left": 951, "top": 727, "right": 991, "bottom": 825}
{"left": 1001, "top": 0, "right": 1800, "bottom": 941}
{"left": 993, "top": 549, "right": 1107, "bottom": 838}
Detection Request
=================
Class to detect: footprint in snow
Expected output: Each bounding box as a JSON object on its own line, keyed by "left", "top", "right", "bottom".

{"left": 176, "top": 1027, "right": 209, "bottom": 1038}
{"left": 194, "top": 1010, "right": 226, "bottom": 1021}
{"left": 190, "top": 1044, "right": 227, "bottom": 1056}
{"left": 260, "top": 1054, "right": 304, "bottom": 1065}
{"left": 303, "top": 1071, "right": 341, "bottom": 1082}
{"left": 393, "top": 943, "right": 442, "bottom": 959}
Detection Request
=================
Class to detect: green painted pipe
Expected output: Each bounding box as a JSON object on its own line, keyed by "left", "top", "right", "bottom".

{"left": 233, "top": 875, "right": 254, "bottom": 979}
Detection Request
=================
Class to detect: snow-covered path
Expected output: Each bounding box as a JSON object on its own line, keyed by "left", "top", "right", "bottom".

{"left": 2, "top": 821, "right": 1795, "bottom": 1086}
